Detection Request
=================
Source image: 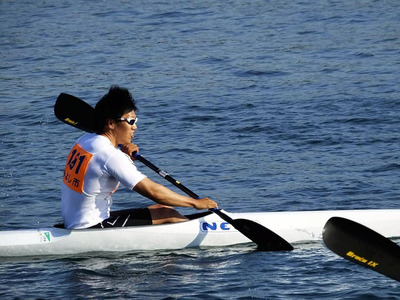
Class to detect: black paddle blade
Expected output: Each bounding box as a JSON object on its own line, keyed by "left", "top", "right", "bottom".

{"left": 54, "top": 93, "right": 95, "bottom": 133}
{"left": 231, "top": 219, "right": 294, "bottom": 251}
{"left": 323, "top": 217, "right": 400, "bottom": 282}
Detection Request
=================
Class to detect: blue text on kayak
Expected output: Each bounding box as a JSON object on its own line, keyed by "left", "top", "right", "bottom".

{"left": 201, "top": 222, "right": 230, "bottom": 231}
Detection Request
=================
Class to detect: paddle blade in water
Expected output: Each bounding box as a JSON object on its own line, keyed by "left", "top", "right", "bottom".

{"left": 232, "top": 219, "right": 294, "bottom": 251}
{"left": 323, "top": 217, "right": 400, "bottom": 282}
{"left": 54, "top": 93, "right": 95, "bottom": 133}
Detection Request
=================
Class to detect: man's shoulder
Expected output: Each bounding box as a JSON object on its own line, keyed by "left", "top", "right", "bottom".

{"left": 78, "top": 134, "right": 116, "bottom": 154}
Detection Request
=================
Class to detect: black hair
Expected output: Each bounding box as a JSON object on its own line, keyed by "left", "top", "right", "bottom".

{"left": 94, "top": 85, "right": 137, "bottom": 134}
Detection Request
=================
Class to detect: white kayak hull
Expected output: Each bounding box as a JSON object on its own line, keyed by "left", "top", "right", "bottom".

{"left": 0, "top": 209, "right": 399, "bottom": 257}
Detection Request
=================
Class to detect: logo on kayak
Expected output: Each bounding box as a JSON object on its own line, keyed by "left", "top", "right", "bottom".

{"left": 39, "top": 231, "right": 51, "bottom": 242}
{"left": 200, "top": 222, "right": 231, "bottom": 232}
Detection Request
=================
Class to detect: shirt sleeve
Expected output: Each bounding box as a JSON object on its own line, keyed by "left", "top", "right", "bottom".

{"left": 104, "top": 150, "right": 147, "bottom": 190}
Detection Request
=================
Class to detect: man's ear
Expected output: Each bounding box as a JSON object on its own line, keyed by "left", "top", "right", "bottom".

{"left": 105, "top": 118, "right": 115, "bottom": 129}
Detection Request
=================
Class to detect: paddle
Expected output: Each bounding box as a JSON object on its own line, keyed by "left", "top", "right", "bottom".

{"left": 133, "top": 153, "right": 293, "bottom": 251}
{"left": 323, "top": 217, "right": 400, "bottom": 282}
{"left": 54, "top": 93, "right": 294, "bottom": 251}
{"left": 54, "top": 93, "right": 95, "bottom": 133}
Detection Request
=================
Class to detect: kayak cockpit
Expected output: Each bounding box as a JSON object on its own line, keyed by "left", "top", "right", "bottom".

{"left": 53, "top": 210, "right": 213, "bottom": 229}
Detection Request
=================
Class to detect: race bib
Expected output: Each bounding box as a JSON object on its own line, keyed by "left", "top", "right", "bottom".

{"left": 63, "top": 144, "right": 93, "bottom": 193}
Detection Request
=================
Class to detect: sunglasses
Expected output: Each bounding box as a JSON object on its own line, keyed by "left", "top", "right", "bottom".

{"left": 116, "top": 117, "right": 138, "bottom": 126}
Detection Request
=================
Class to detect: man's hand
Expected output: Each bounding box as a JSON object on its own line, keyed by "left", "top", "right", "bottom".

{"left": 120, "top": 143, "right": 139, "bottom": 160}
{"left": 194, "top": 197, "right": 218, "bottom": 210}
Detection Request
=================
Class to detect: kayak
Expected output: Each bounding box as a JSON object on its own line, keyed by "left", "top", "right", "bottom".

{"left": 0, "top": 209, "right": 399, "bottom": 257}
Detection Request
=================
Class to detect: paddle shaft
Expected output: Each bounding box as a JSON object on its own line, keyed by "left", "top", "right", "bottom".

{"left": 134, "top": 153, "right": 235, "bottom": 222}
{"left": 134, "top": 153, "right": 199, "bottom": 199}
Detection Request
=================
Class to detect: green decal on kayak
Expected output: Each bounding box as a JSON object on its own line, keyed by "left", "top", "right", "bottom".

{"left": 40, "top": 232, "right": 51, "bottom": 242}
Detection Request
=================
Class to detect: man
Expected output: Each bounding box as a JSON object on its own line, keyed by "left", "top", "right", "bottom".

{"left": 61, "top": 86, "right": 217, "bottom": 229}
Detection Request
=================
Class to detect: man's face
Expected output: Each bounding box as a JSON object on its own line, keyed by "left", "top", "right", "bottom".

{"left": 113, "top": 110, "right": 138, "bottom": 145}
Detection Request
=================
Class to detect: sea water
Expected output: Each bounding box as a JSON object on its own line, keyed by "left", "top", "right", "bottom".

{"left": 0, "top": 0, "right": 399, "bottom": 298}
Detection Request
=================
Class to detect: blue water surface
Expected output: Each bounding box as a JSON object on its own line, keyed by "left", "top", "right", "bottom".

{"left": 0, "top": 0, "right": 399, "bottom": 298}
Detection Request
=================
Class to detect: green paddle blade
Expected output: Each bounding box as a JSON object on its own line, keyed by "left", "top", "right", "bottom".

{"left": 54, "top": 93, "right": 95, "bottom": 133}
{"left": 323, "top": 217, "right": 400, "bottom": 282}
{"left": 232, "top": 219, "right": 294, "bottom": 251}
